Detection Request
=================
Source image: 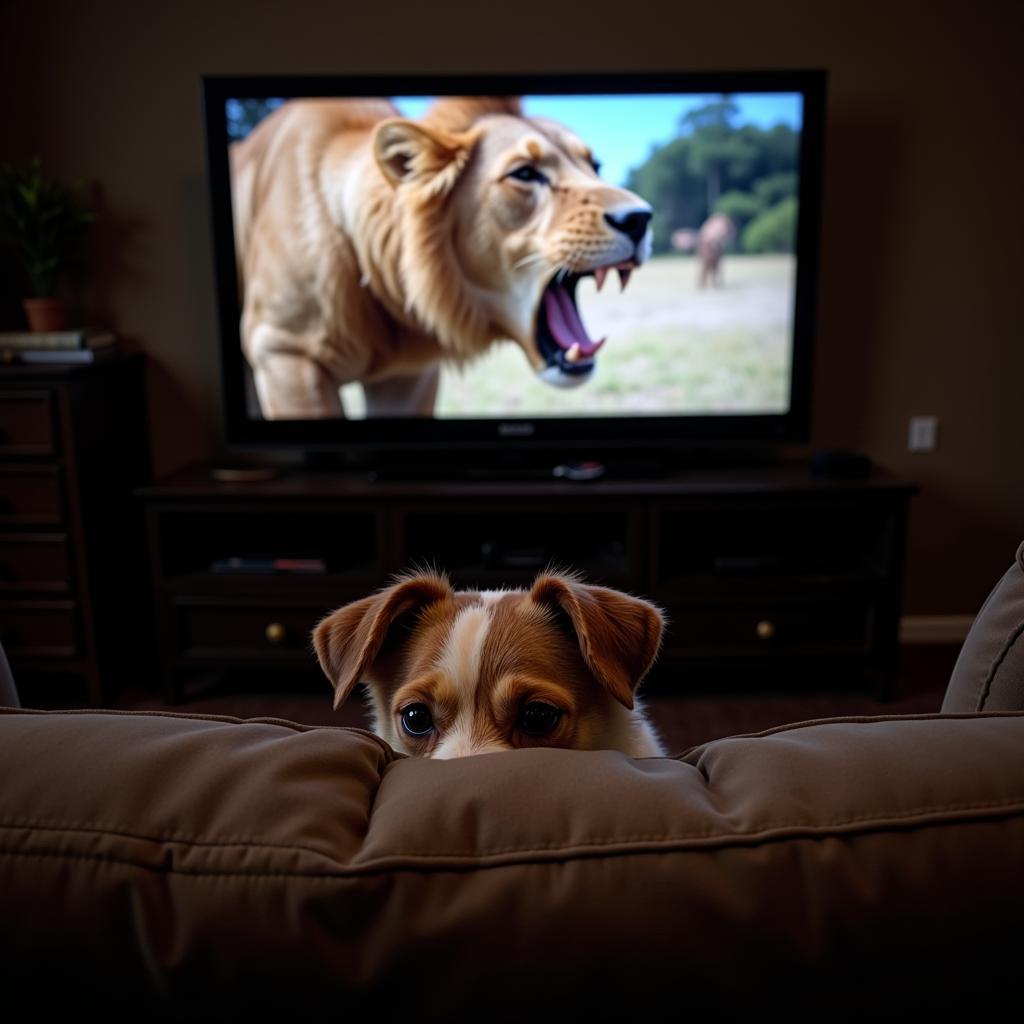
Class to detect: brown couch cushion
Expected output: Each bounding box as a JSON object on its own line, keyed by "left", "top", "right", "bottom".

{"left": 943, "top": 540, "right": 1024, "bottom": 711}
{"left": 2, "top": 706, "right": 1024, "bottom": 1016}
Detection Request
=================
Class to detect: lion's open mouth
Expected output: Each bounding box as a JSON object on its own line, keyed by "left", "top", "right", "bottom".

{"left": 535, "top": 265, "right": 634, "bottom": 386}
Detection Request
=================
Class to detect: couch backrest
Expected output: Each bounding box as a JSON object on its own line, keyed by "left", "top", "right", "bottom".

{"left": 943, "top": 540, "right": 1024, "bottom": 712}
{"left": 2, "top": 706, "right": 1024, "bottom": 1015}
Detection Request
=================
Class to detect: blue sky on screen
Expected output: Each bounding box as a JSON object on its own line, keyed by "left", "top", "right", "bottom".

{"left": 393, "top": 93, "right": 804, "bottom": 188}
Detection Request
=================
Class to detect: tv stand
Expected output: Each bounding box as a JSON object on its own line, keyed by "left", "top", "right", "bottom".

{"left": 139, "top": 461, "right": 916, "bottom": 704}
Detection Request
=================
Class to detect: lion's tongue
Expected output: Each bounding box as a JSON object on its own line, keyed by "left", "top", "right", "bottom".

{"left": 543, "top": 285, "right": 605, "bottom": 358}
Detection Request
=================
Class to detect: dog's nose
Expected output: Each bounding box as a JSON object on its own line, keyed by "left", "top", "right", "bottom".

{"left": 604, "top": 208, "right": 653, "bottom": 245}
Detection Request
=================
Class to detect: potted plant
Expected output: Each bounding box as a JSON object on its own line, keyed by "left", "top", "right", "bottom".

{"left": 0, "top": 157, "right": 95, "bottom": 332}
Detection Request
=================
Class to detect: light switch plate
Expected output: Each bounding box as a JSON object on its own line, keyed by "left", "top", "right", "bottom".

{"left": 908, "top": 416, "right": 939, "bottom": 452}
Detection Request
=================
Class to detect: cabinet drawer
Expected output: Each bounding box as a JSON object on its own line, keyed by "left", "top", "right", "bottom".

{"left": 0, "top": 468, "right": 63, "bottom": 525}
{"left": 0, "top": 533, "right": 72, "bottom": 592}
{"left": 0, "top": 390, "right": 57, "bottom": 455}
{"left": 0, "top": 601, "right": 80, "bottom": 657}
{"left": 666, "top": 604, "right": 871, "bottom": 658}
{"left": 174, "top": 600, "right": 329, "bottom": 662}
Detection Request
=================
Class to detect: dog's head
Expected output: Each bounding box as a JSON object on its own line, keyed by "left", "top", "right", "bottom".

{"left": 313, "top": 570, "right": 664, "bottom": 758}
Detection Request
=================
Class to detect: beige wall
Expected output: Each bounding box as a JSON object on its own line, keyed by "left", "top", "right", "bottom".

{"left": 1, "top": 0, "right": 1021, "bottom": 614}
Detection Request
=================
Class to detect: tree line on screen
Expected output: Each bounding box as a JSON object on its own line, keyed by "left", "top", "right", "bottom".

{"left": 625, "top": 98, "right": 800, "bottom": 256}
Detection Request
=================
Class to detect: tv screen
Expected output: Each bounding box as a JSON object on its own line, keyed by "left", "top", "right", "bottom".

{"left": 202, "top": 71, "right": 825, "bottom": 456}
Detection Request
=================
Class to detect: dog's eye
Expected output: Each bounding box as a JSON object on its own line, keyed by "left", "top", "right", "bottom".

{"left": 517, "top": 702, "right": 562, "bottom": 737}
{"left": 507, "top": 165, "right": 549, "bottom": 186}
{"left": 400, "top": 703, "right": 434, "bottom": 737}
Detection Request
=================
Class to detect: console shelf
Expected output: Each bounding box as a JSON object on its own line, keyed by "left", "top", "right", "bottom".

{"left": 139, "top": 461, "right": 915, "bottom": 703}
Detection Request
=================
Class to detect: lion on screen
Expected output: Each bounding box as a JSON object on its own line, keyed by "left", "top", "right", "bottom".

{"left": 230, "top": 97, "right": 653, "bottom": 419}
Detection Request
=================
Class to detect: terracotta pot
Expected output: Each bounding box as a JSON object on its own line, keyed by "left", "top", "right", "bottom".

{"left": 22, "top": 298, "right": 67, "bottom": 332}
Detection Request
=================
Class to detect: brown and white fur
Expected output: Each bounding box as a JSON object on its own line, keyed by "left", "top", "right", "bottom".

{"left": 313, "top": 570, "right": 665, "bottom": 758}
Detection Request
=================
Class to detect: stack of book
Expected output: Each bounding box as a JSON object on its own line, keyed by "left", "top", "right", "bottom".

{"left": 0, "top": 328, "right": 118, "bottom": 365}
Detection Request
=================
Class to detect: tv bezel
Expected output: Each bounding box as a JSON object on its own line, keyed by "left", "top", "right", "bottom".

{"left": 202, "top": 69, "right": 826, "bottom": 455}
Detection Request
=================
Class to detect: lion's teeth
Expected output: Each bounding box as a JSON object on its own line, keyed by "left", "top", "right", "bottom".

{"left": 618, "top": 267, "right": 632, "bottom": 292}
{"left": 565, "top": 343, "right": 581, "bottom": 364}
{"left": 594, "top": 267, "right": 608, "bottom": 292}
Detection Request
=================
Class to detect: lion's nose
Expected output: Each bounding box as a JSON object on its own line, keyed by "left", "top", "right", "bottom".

{"left": 604, "top": 208, "right": 653, "bottom": 245}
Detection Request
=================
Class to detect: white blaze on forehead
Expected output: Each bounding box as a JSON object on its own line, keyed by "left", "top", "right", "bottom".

{"left": 431, "top": 600, "right": 498, "bottom": 760}
{"left": 435, "top": 603, "right": 492, "bottom": 693}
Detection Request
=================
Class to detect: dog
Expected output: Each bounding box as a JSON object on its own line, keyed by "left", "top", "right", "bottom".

{"left": 313, "top": 569, "right": 666, "bottom": 758}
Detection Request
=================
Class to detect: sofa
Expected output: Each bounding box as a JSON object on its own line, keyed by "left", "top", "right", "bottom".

{"left": 2, "top": 545, "right": 1023, "bottom": 1019}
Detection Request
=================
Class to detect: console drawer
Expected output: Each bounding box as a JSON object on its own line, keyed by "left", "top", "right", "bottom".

{"left": 666, "top": 604, "right": 872, "bottom": 659}
{"left": 0, "top": 467, "right": 63, "bottom": 525}
{"left": 0, "top": 601, "right": 80, "bottom": 657}
{"left": 0, "top": 533, "right": 72, "bottom": 592}
{"left": 173, "top": 599, "right": 330, "bottom": 662}
{"left": 0, "top": 390, "right": 57, "bottom": 455}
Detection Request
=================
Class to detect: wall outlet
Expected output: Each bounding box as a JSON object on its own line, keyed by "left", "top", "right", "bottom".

{"left": 908, "top": 415, "right": 939, "bottom": 452}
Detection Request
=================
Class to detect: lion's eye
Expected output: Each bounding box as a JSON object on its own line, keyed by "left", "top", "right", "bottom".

{"left": 400, "top": 703, "right": 434, "bottom": 737}
{"left": 590, "top": 157, "right": 602, "bottom": 174}
{"left": 517, "top": 702, "right": 563, "bottom": 737}
{"left": 507, "top": 165, "right": 550, "bottom": 186}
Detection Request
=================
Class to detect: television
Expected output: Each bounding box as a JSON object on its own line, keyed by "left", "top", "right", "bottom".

{"left": 202, "top": 70, "right": 826, "bottom": 475}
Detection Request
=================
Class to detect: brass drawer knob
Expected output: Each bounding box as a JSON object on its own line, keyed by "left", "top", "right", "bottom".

{"left": 755, "top": 619, "right": 776, "bottom": 641}
{"left": 265, "top": 622, "right": 287, "bottom": 645}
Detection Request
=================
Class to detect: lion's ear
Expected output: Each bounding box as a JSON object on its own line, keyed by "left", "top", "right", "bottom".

{"left": 374, "top": 119, "right": 477, "bottom": 195}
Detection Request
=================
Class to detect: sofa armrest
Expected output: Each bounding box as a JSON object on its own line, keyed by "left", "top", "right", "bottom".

{"left": 2, "top": 707, "right": 1024, "bottom": 1015}
{"left": 943, "top": 540, "right": 1024, "bottom": 712}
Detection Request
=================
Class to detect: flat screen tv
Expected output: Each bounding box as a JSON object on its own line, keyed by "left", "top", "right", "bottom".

{"left": 202, "top": 70, "right": 826, "bottom": 469}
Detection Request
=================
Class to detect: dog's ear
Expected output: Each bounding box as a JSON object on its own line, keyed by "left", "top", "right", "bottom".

{"left": 313, "top": 572, "right": 454, "bottom": 710}
{"left": 531, "top": 572, "right": 664, "bottom": 710}
{"left": 374, "top": 118, "right": 478, "bottom": 196}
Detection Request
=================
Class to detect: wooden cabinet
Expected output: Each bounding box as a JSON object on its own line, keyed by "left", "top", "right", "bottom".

{"left": 0, "top": 355, "right": 150, "bottom": 704}
{"left": 140, "top": 463, "right": 915, "bottom": 703}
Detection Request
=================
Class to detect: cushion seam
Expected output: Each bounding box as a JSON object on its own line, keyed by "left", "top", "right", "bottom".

{"left": 0, "top": 708, "right": 400, "bottom": 758}
{"left": 0, "top": 818, "right": 348, "bottom": 859}
{"left": 676, "top": 710, "right": 1024, "bottom": 757}
{"left": 3, "top": 795, "right": 1023, "bottom": 863}
{"left": 3, "top": 801, "right": 1023, "bottom": 878}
